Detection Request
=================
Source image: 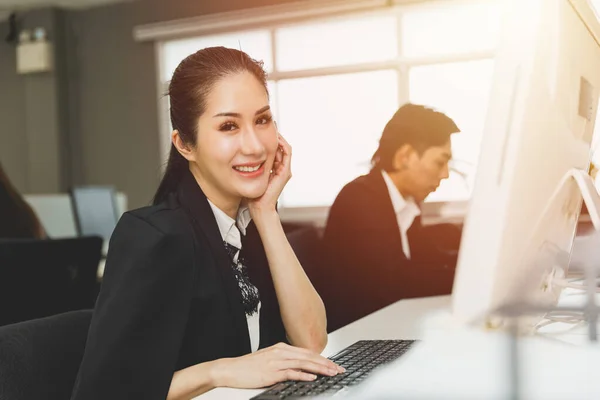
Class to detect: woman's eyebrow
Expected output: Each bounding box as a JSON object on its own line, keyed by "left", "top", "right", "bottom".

{"left": 213, "top": 105, "right": 270, "bottom": 118}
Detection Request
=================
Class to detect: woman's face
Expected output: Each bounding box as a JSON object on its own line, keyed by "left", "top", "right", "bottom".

{"left": 183, "top": 71, "right": 278, "bottom": 209}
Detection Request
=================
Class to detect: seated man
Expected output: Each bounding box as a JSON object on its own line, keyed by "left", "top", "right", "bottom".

{"left": 320, "top": 103, "right": 461, "bottom": 332}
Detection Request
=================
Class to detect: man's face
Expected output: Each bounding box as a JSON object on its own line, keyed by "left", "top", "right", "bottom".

{"left": 402, "top": 139, "right": 452, "bottom": 202}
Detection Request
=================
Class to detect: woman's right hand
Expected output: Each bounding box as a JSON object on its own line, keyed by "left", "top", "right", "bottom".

{"left": 210, "top": 342, "right": 345, "bottom": 389}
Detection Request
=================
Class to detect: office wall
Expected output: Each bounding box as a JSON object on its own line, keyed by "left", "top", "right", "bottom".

{"left": 0, "top": 9, "right": 75, "bottom": 194}
{"left": 0, "top": 22, "right": 27, "bottom": 192}
{"left": 71, "top": 4, "right": 160, "bottom": 210}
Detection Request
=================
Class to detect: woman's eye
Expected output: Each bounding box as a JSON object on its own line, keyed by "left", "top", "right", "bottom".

{"left": 256, "top": 115, "right": 273, "bottom": 125}
{"left": 220, "top": 122, "right": 237, "bottom": 131}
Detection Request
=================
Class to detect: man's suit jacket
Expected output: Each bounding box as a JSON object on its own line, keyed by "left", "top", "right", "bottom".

{"left": 320, "top": 169, "right": 459, "bottom": 332}
{"left": 71, "top": 170, "right": 287, "bottom": 400}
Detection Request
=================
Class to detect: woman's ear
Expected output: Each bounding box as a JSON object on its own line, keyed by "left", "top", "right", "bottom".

{"left": 172, "top": 130, "right": 196, "bottom": 162}
{"left": 392, "top": 144, "right": 414, "bottom": 171}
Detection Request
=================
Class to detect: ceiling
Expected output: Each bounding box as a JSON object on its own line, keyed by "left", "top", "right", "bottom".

{"left": 0, "top": 0, "right": 131, "bottom": 9}
{"left": 0, "top": 0, "right": 133, "bottom": 21}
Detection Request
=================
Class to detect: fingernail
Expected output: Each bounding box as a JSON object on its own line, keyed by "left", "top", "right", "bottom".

{"left": 328, "top": 368, "right": 338, "bottom": 375}
{"left": 310, "top": 374, "right": 317, "bottom": 380}
{"left": 339, "top": 366, "right": 346, "bottom": 373}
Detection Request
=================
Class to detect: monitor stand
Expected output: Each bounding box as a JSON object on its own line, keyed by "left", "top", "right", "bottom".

{"left": 565, "top": 168, "right": 600, "bottom": 231}
{"left": 421, "top": 168, "right": 600, "bottom": 337}
{"left": 490, "top": 168, "right": 600, "bottom": 333}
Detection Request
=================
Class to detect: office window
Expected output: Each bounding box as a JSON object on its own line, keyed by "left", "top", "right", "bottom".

{"left": 158, "top": 0, "right": 501, "bottom": 208}
{"left": 401, "top": 2, "right": 502, "bottom": 58}
{"left": 275, "top": 15, "right": 398, "bottom": 71}
{"left": 409, "top": 59, "right": 496, "bottom": 201}
{"left": 161, "top": 30, "right": 273, "bottom": 82}
{"left": 277, "top": 70, "right": 399, "bottom": 206}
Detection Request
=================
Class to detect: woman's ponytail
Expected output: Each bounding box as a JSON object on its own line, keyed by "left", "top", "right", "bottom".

{"left": 152, "top": 144, "right": 188, "bottom": 205}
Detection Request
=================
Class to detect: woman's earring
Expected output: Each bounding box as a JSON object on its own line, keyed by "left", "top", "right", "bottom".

{"left": 269, "top": 169, "right": 273, "bottom": 174}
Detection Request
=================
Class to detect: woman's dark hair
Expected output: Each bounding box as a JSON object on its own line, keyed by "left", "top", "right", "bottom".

{"left": 0, "top": 162, "right": 45, "bottom": 239}
{"left": 153, "top": 46, "right": 269, "bottom": 205}
{"left": 371, "top": 103, "right": 460, "bottom": 172}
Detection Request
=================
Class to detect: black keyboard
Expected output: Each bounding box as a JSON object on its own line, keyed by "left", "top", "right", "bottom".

{"left": 251, "top": 339, "right": 416, "bottom": 399}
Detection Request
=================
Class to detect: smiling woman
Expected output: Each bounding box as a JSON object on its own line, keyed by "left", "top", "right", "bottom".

{"left": 71, "top": 47, "right": 338, "bottom": 400}
{"left": 170, "top": 69, "right": 279, "bottom": 218}
{"left": 171, "top": 72, "right": 278, "bottom": 218}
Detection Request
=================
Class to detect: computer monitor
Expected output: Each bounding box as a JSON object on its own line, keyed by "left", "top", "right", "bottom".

{"left": 70, "top": 186, "right": 119, "bottom": 244}
{"left": 452, "top": 0, "right": 600, "bottom": 329}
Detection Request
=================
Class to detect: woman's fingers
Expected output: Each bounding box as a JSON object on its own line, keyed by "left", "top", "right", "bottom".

{"left": 277, "top": 359, "right": 339, "bottom": 376}
{"left": 276, "top": 135, "right": 292, "bottom": 171}
{"left": 291, "top": 352, "right": 343, "bottom": 373}
{"left": 271, "top": 343, "right": 344, "bottom": 373}
{"left": 278, "top": 134, "right": 292, "bottom": 154}
{"left": 278, "top": 369, "right": 318, "bottom": 382}
{"left": 275, "top": 143, "right": 283, "bottom": 164}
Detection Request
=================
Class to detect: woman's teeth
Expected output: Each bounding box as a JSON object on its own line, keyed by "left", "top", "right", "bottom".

{"left": 234, "top": 164, "right": 261, "bottom": 172}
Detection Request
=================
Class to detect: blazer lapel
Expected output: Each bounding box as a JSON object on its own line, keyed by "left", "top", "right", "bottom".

{"left": 364, "top": 169, "right": 409, "bottom": 261}
{"left": 177, "top": 170, "right": 251, "bottom": 355}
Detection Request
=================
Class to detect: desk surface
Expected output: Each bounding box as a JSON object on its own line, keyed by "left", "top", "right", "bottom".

{"left": 190, "top": 227, "right": 600, "bottom": 399}
{"left": 195, "top": 295, "right": 451, "bottom": 400}
{"left": 343, "top": 291, "right": 600, "bottom": 400}
{"left": 195, "top": 289, "right": 600, "bottom": 400}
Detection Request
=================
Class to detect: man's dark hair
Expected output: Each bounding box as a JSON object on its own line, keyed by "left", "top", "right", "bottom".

{"left": 371, "top": 103, "right": 459, "bottom": 171}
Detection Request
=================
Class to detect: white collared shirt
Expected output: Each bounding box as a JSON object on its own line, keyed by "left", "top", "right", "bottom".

{"left": 207, "top": 200, "right": 261, "bottom": 352}
{"left": 381, "top": 170, "right": 421, "bottom": 259}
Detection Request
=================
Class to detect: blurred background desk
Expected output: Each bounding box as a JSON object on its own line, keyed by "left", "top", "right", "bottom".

{"left": 25, "top": 190, "right": 126, "bottom": 281}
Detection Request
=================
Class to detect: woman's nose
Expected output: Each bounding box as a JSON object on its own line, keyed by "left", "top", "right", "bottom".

{"left": 240, "top": 127, "right": 265, "bottom": 155}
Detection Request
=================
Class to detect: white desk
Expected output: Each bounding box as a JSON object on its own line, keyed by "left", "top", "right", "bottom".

{"left": 342, "top": 290, "right": 600, "bottom": 400}
{"left": 196, "top": 291, "right": 600, "bottom": 400}
{"left": 195, "top": 295, "right": 451, "bottom": 400}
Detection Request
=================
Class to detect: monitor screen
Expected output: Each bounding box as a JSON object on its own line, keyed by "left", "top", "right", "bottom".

{"left": 452, "top": 0, "right": 600, "bottom": 329}
{"left": 71, "top": 186, "right": 119, "bottom": 243}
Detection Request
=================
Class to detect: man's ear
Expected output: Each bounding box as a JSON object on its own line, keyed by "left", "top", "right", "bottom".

{"left": 172, "top": 130, "right": 196, "bottom": 162}
{"left": 392, "top": 144, "right": 415, "bottom": 171}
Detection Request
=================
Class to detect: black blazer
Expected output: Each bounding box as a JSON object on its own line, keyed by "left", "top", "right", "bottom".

{"left": 71, "top": 170, "right": 287, "bottom": 400}
{"left": 320, "top": 169, "right": 458, "bottom": 332}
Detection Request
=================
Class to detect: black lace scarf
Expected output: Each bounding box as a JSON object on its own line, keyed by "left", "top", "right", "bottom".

{"left": 224, "top": 242, "right": 261, "bottom": 316}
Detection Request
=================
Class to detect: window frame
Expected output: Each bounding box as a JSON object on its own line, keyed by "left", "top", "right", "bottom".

{"left": 150, "top": 0, "right": 498, "bottom": 223}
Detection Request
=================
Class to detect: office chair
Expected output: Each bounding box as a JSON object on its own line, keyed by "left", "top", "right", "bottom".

{"left": 286, "top": 225, "right": 343, "bottom": 331}
{"left": 0, "top": 236, "right": 102, "bottom": 327}
{"left": 0, "top": 310, "right": 93, "bottom": 400}
{"left": 411, "top": 222, "right": 462, "bottom": 269}
{"left": 287, "top": 226, "right": 353, "bottom": 332}
{"left": 70, "top": 186, "right": 119, "bottom": 242}
{"left": 287, "top": 225, "right": 324, "bottom": 273}
{"left": 282, "top": 221, "right": 312, "bottom": 235}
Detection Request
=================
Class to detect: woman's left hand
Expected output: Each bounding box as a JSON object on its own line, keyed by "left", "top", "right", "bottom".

{"left": 247, "top": 134, "right": 291, "bottom": 218}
